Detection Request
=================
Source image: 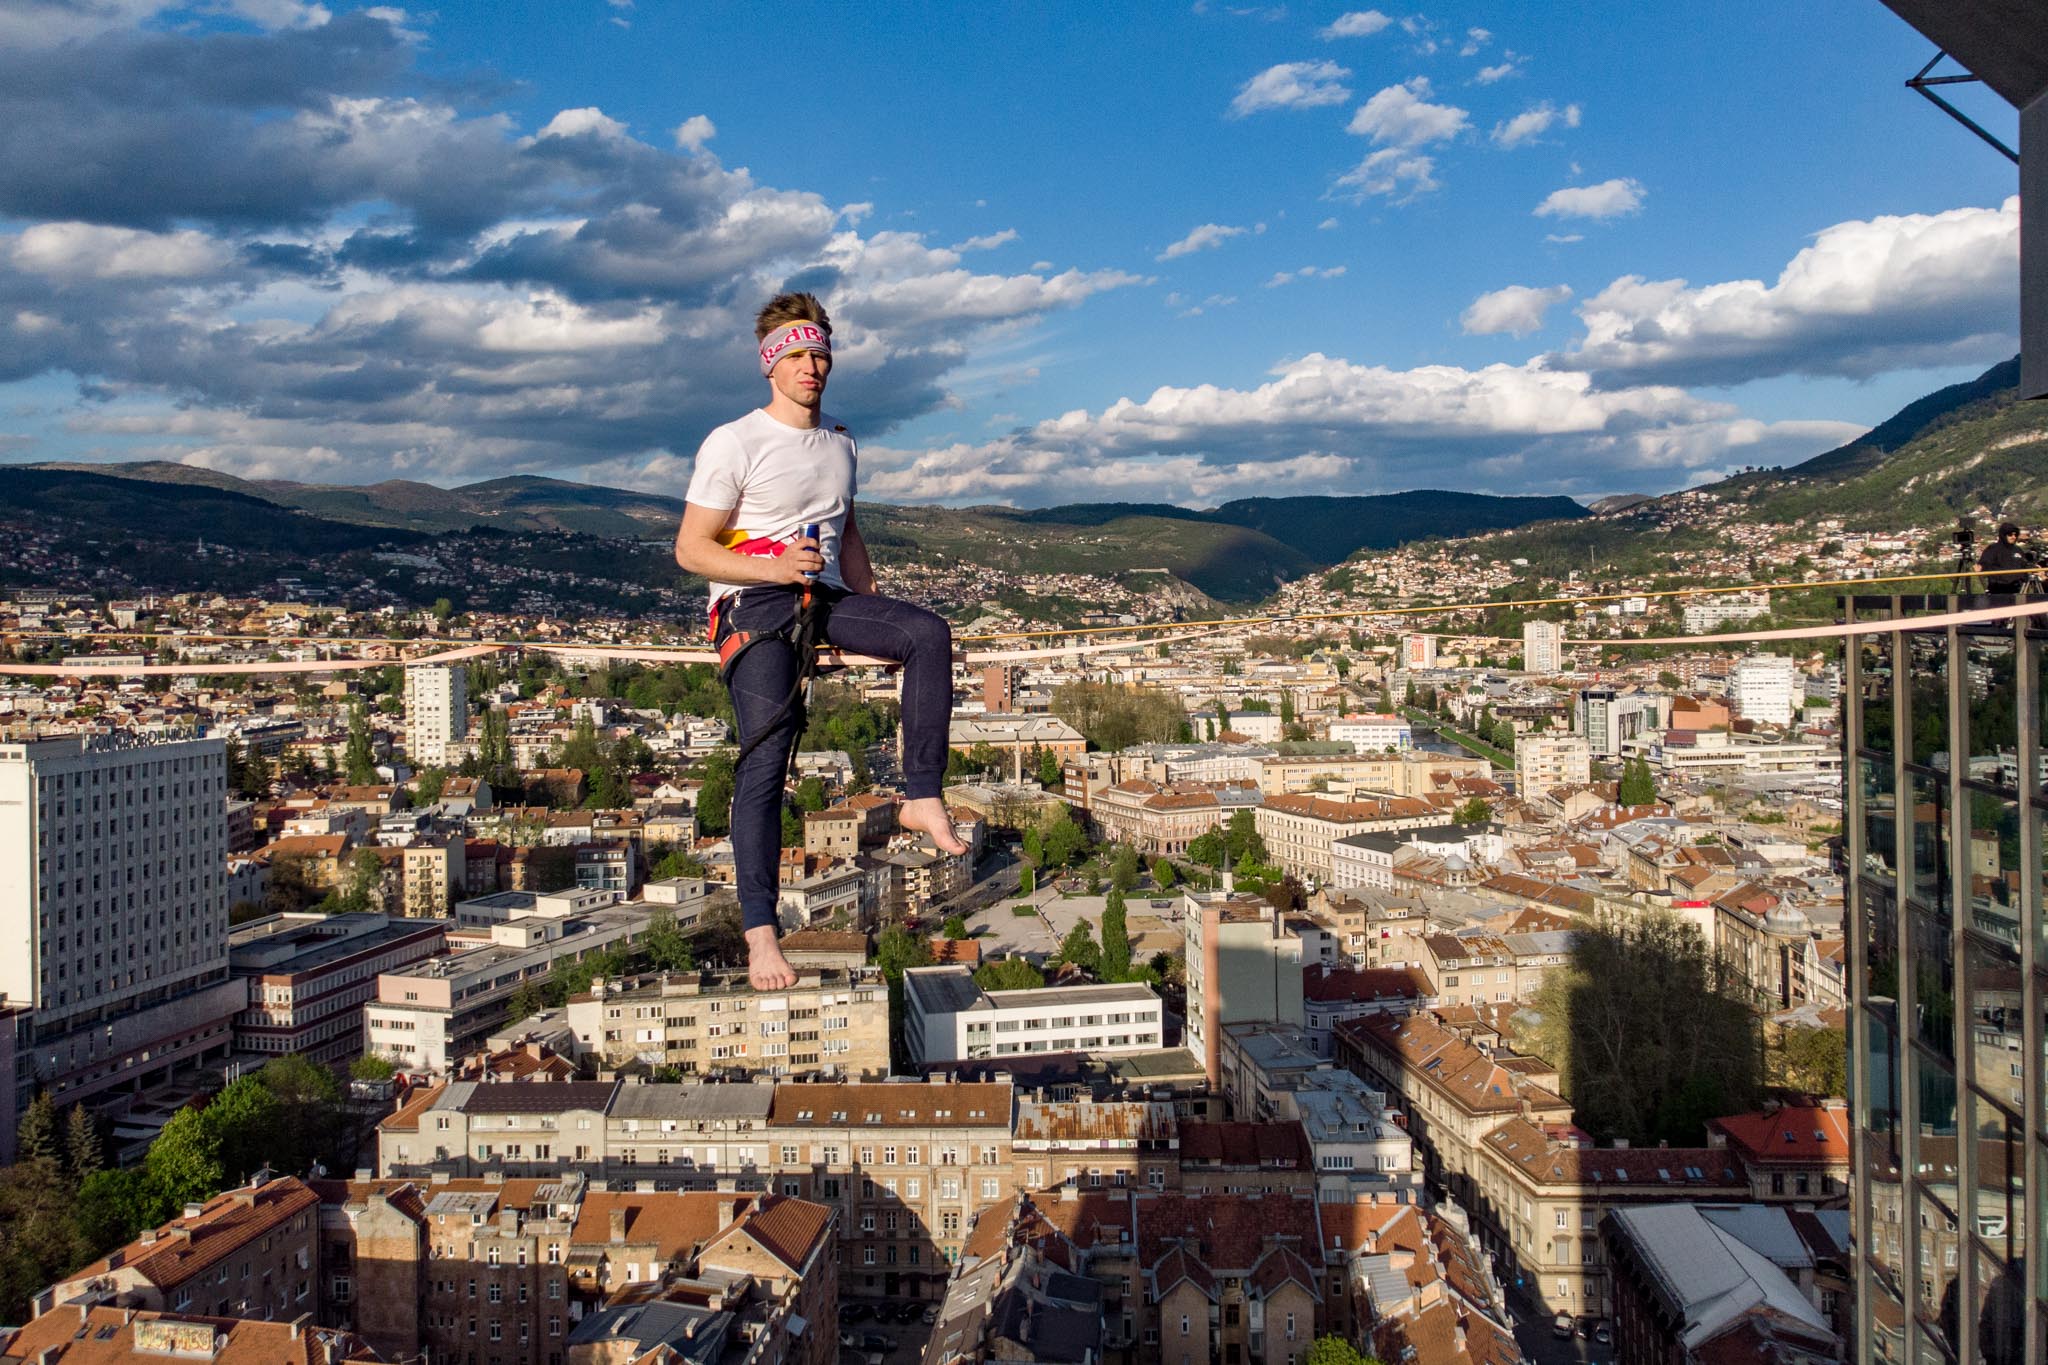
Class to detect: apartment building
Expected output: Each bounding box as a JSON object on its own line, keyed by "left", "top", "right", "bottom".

{"left": 564, "top": 967, "right": 891, "bottom": 1080}
{"left": 1181, "top": 891, "right": 1305, "bottom": 1087}
{"left": 365, "top": 898, "right": 652, "bottom": 1075}
{"left": 1522, "top": 621, "right": 1563, "bottom": 675}
{"left": 0, "top": 734, "right": 247, "bottom": 1120}
{"left": 405, "top": 663, "right": 468, "bottom": 766}
{"left": 1513, "top": 735, "right": 1592, "bottom": 798}
{"left": 902, "top": 966, "right": 1164, "bottom": 1066}
{"left": 1306, "top": 888, "right": 1430, "bottom": 969}
{"left": 308, "top": 1173, "right": 836, "bottom": 1365}
{"left": 41, "top": 1175, "right": 319, "bottom": 1322}
{"left": 0, "top": 1308, "right": 379, "bottom": 1363}
{"left": 1010, "top": 1098, "right": 1180, "bottom": 1194}
{"left": 1327, "top": 713, "right": 1412, "bottom": 753}
{"left": 1254, "top": 793, "right": 1440, "bottom": 882}
{"left": 1085, "top": 778, "right": 1261, "bottom": 855}
{"left": 228, "top": 911, "right": 447, "bottom": 1061}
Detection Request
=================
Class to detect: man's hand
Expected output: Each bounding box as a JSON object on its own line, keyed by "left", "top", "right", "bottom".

{"left": 774, "top": 537, "right": 825, "bottom": 586}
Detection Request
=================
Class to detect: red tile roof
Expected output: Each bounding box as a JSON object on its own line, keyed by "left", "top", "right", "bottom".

{"left": 64, "top": 1177, "right": 318, "bottom": 1293}
{"left": 0, "top": 1309, "right": 381, "bottom": 1363}
{"left": 1708, "top": 1102, "right": 1851, "bottom": 1165}
{"left": 1178, "top": 1120, "right": 1312, "bottom": 1168}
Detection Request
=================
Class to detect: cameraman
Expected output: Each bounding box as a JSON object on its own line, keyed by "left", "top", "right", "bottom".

{"left": 1976, "top": 522, "right": 2035, "bottom": 594}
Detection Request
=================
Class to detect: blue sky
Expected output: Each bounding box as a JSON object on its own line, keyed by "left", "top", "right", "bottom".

{"left": 0, "top": 1, "right": 2021, "bottom": 507}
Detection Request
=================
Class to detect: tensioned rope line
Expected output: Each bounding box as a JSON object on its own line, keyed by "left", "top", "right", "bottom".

{"left": 0, "top": 567, "right": 2036, "bottom": 678}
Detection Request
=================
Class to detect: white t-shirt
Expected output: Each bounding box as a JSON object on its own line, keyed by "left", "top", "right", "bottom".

{"left": 683, "top": 407, "right": 857, "bottom": 606}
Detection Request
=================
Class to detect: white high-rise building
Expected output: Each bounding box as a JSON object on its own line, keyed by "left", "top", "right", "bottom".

{"left": 0, "top": 735, "right": 245, "bottom": 1122}
{"left": 1515, "top": 734, "right": 1592, "bottom": 796}
{"left": 1522, "top": 621, "right": 1563, "bottom": 675}
{"left": 1732, "top": 654, "right": 1800, "bottom": 727}
{"left": 1404, "top": 634, "right": 1437, "bottom": 669}
{"left": 404, "top": 664, "right": 468, "bottom": 767}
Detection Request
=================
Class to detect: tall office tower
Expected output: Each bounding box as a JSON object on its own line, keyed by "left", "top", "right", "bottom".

{"left": 1843, "top": 600, "right": 2041, "bottom": 1365}
{"left": 0, "top": 736, "right": 245, "bottom": 1146}
{"left": 1733, "top": 653, "right": 1800, "bottom": 727}
{"left": 1523, "top": 620, "right": 1563, "bottom": 675}
{"left": 405, "top": 663, "right": 468, "bottom": 767}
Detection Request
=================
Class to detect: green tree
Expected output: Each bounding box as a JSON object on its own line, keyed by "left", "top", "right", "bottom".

{"left": 0, "top": 1158, "right": 86, "bottom": 1325}
{"left": 1040, "top": 807, "right": 1088, "bottom": 868}
{"left": 74, "top": 1167, "right": 153, "bottom": 1253}
{"left": 65, "top": 1105, "right": 104, "bottom": 1180}
{"left": 1037, "top": 745, "right": 1063, "bottom": 789}
{"left": 1186, "top": 828, "right": 1225, "bottom": 868}
{"left": 1150, "top": 856, "right": 1177, "bottom": 889}
{"left": 1305, "top": 1336, "right": 1382, "bottom": 1365}
{"left": 781, "top": 806, "right": 804, "bottom": 846}
{"left": 1055, "top": 921, "right": 1101, "bottom": 977}
{"left": 643, "top": 908, "right": 695, "bottom": 972}
{"left": 1223, "top": 809, "right": 1267, "bottom": 864}
{"left": 16, "top": 1093, "right": 60, "bottom": 1165}
{"left": 696, "top": 749, "right": 736, "bottom": 836}
{"left": 975, "top": 958, "right": 1047, "bottom": 992}
{"left": 693, "top": 900, "right": 745, "bottom": 968}
{"left": 875, "top": 926, "right": 934, "bottom": 984}
{"left": 794, "top": 776, "right": 829, "bottom": 812}
{"left": 338, "top": 848, "right": 385, "bottom": 914}
{"left": 1109, "top": 844, "right": 1140, "bottom": 894}
{"left": 1618, "top": 755, "right": 1659, "bottom": 807}
{"left": 343, "top": 701, "right": 378, "bottom": 784}
{"left": 1452, "top": 796, "right": 1492, "bottom": 826}
{"left": 413, "top": 767, "right": 449, "bottom": 805}
{"left": 1099, "top": 889, "right": 1132, "bottom": 983}
{"left": 1020, "top": 828, "right": 1043, "bottom": 866}
{"left": 652, "top": 847, "right": 709, "bottom": 881}
{"left": 507, "top": 978, "right": 548, "bottom": 1022}
{"left": 1018, "top": 865, "right": 1036, "bottom": 894}
{"left": 941, "top": 914, "right": 970, "bottom": 940}
{"left": 1777, "top": 1025, "right": 1848, "bottom": 1097}
{"left": 144, "top": 1106, "right": 225, "bottom": 1215}
{"left": 349, "top": 1055, "right": 398, "bottom": 1082}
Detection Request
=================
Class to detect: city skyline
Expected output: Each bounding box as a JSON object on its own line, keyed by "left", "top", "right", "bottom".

{"left": 0, "top": 1, "right": 2022, "bottom": 508}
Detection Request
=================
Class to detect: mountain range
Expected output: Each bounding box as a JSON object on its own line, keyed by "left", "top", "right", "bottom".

{"left": 6, "top": 355, "right": 2040, "bottom": 604}
{"left": 8, "top": 461, "right": 1584, "bottom": 602}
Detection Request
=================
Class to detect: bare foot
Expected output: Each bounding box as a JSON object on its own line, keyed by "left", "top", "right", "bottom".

{"left": 746, "top": 926, "right": 798, "bottom": 990}
{"left": 899, "top": 796, "right": 969, "bottom": 856}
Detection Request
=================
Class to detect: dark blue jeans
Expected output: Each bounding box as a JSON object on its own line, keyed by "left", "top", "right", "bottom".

{"left": 723, "top": 585, "right": 954, "bottom": 931}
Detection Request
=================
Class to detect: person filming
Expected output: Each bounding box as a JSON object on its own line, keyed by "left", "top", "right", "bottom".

{"left": 1976, "top": 522, "right": 2035, "bottom": 595}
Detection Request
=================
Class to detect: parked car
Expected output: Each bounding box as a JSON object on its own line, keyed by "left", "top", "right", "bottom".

{"left": 921, "top": 1307, "right": 939, "bottom": 1325}
{"left": 839, "top": 1305, "right": 870, "bottom": 1323}
{"left": 859, "top": 1333, "right": 891, "bottom": 1352}
{"left": 894, "top": 1303, "right": 923, "bottom": 1323}
{"left": 1552, "top": 1313, "right": 1575, "bottom": 1339}
{"left": 1593, "top": 1323, "right": 1612, "bottom": 1346}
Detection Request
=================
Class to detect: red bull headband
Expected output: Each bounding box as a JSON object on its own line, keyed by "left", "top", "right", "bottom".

{"left": 758, "top": 321, "right": 831, "bottom": 376}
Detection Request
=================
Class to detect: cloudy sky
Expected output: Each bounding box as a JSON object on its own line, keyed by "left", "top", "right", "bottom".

{"left": 0, "top": 1, "right": 2021, "bottom": 507}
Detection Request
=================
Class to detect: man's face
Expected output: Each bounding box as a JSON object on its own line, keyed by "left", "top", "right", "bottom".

{"left": 769, "top": 345, "right": 831, "bottom": 408}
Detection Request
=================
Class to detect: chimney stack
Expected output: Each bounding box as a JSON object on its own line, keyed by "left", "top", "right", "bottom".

{"left": 610, "top": 1209, "right": 628, "bottom": 1244}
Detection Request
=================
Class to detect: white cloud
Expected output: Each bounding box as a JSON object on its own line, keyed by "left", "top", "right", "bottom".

{"left": 1461, "top": 283, "right": 1572, "bottom": 336}
{"left": 1159, "top": 223, "right": 1249, "bottom": 260}
{"left": 536, "top": 107, "right": 630, "bottom": 141}
{"left": 1318, "top": 217, "right": 1339, "bottom": 230}
{"left": 1320, "top": 10, "right": 1391, "bottom": 38}
{"left": 220, "top": 0, "right": 333, "bottom": 29}
{"left": 1475, "top": 60, "right": 1518, "bottom": 84}
{"left": 1549, "top": 196, "right": 2021, "bottom": 386}
{"left": 952, "top": 229, "right": 1020, "bottom": 252}
{"left": 1266, "top": 265, "right": 1348, "bottom": 287}
{"left": 1229, "top": 60, "right": 1353, "bottom": 117}
{"left": 1459, "top": 26, "right": 1491, "bottom": 55}
{"left": 1332, "top": 149, "right": 1439, "bottom": 203}
{"left": 8, "top": 222, "right": 232, "bottom": 280}
{"left": 857, "top": 352, "right": 1855, "bottom": 504}
{"left": 1492, "top": 101, "right": 1580, "bottom": 149}
{"left": 672, "top": 115, "right": 716, "bottom": 151}
{"left": 1545, "top": 233, "right": 1585, "bottom": 244}
{"left": 1534, "top": 178, "right": 1644, "bottom": 220}
{"left": 1347, "top": 78, "right": 1469, "bottom": 147}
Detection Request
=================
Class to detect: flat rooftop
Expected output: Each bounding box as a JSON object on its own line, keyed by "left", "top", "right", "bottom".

{"left": 229, "top": 914, "right": 445, "bottom": 974}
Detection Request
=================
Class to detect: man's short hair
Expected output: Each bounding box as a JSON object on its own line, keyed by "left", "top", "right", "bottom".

{"left": 755, "top": 292, "right": 832, "bottom": 342}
